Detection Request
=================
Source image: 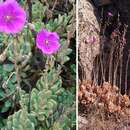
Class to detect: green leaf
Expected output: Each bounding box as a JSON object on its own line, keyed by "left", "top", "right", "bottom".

{"left": 3, "top": 64, "right": 14, "bottom": 72}
{"left": 1, "top": 100, "right": 12, "bottom": 113}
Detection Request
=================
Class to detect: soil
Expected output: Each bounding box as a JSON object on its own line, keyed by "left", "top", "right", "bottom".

{"left": 78, "top": 113, "right": 130, "bottom": 130}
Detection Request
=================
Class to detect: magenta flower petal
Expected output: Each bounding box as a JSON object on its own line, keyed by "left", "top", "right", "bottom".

{"left": 108, "top": 12, "right": 113, "bottom": 17}
{"left": 36, "top": 29, "right": 60, "bottom": 55}
{"left": 0, "top": 0, "right": 26, "bottom": 33}
{"left": 86, "top": 36, "right": 96, "bottom": 44}
{"left": 48, "top": 32, "right": 59, "bottom": 41}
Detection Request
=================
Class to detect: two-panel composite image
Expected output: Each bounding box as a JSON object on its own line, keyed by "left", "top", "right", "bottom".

{"left": 0, "top": 0, "right": 130, "bottom": 130}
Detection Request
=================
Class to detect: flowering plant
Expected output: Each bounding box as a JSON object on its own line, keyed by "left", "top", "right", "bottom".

{"left": 0, "top": 0, "right": 76, "bottom": 130}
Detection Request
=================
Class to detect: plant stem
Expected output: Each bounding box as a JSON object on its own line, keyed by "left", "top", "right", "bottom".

{"left": 108, "top": 45, "right": 114, "bottom": 84}
{"left": 13, "top": 36, "right": 21, "bottom": 91}
{"left": 52, "top": 0, "right": 57, "bottom": 11}
{"left": 27, "top": 0, "right": 32, "bottom": 23}
{"left": 113, "top": 57, "right": 120, "bottom": 85}
{"left": 125, "top": 55, "right": 129, "bottom": 94}
{"left": 119, "top": 47, "right": 123, "bottom": 92}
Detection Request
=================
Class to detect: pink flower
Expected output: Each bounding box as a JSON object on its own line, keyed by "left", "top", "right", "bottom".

{"left": 0, "top": 0, "right": 26, "bottom": 33}
{"left": 111, "top": 31, "right": 117, "bottom": 39}
{"left": 108, "top": 12, "right": 113, "bottom": 17}
{"left": 86, "top": 36, "right": 96, "bottom": 44}
{"left": 36, "top": 29, "right": 60, "bottom": 55}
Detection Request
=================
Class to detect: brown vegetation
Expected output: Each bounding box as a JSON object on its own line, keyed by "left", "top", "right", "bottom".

{"left": 78, "top": 81, "right": 130, "bottom": 130}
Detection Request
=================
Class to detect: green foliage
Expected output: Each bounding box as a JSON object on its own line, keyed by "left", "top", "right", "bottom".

{"left": 56, "top": 39, "right": 72, "bottom": 65}
{"left": 0, "top": 38, "right": 32, "bottom": 116}
{"left": 0, "top": 63, "right": 15, "bottom": 114}
{"left": 1, "top": 109, "right": 36, "bottom": 130}
{"left": 2, "top": 68, "right": 75, "bottom": 130}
